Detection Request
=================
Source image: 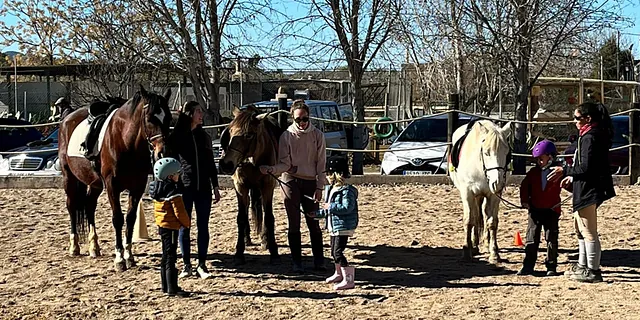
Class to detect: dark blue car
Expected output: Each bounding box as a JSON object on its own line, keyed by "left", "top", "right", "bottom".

{"left": 563, "top": 115, "right": 629, "bottom": 175}
{"left": 5, "top": 128, "right": 60, "bottom": 171}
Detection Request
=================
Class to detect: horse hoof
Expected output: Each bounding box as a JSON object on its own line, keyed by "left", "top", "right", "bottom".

{"left": 233, "top": 255, "right": 246, "bottom": 266}
{"left": 488, "top": 256, "right": 500, "bottom": 265}
{"left": 115, "top": 261, "right": 127, "bottom": 272}
{"left": 261, "top": 242, "right": 269, "bottom": 251}
{"left": 89, "top": 249, "right": 101, "bottom": 258}
{"left": 126, "top": 258, "right": 136, "bottom": 269}
{"left": 69, "top": 248, "right": 81, "bottom": 257}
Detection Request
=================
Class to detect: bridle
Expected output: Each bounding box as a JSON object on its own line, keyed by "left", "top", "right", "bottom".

{"left": 141, "top": 103, "right": 166, "bottom": 159}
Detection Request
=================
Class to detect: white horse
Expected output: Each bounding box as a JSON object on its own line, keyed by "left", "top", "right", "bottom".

{"left": 449, "top": 120, "right": 512, "bottom": 264}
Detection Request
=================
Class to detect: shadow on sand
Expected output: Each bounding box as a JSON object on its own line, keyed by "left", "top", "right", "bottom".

{"left": 198, "top": 244, "right": 539, "bottom": 290}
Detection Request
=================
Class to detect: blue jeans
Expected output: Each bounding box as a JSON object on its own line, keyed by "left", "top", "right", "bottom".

{"left": 178, "top": 189, "right": 212, "bottom": 268}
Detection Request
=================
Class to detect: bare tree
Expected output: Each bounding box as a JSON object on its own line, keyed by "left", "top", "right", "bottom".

{"left": 280, "top": 0, "right": 401, "bottom": 174}
{"left": 397, "top": 0, "right": 629, "bottom": 173}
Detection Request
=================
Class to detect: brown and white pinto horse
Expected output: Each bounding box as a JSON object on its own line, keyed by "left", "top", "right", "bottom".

{"left": 58, "top": 86, "right": 172, "bottom": 271}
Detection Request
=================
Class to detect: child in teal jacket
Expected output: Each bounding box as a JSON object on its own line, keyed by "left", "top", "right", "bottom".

{"left": 312, "top": 155, "right": 359, "bottom": 290}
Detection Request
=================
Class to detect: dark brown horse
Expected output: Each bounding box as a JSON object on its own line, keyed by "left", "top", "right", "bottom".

{"left": 58, "top": 86, "right": 172, "bottom": 271}
{"left": 218, "top": 105, "right": 284, "bottom": 264}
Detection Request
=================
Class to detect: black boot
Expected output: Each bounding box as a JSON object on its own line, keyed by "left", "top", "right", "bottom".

{"left": 288, "top": 232, "right": 304, "bottom": 273}
{"left": 166, "top": 267, "right": 190, "bottom": 297}
{"left": 160, "top": 267, "right": 168, "bottom": 293}
{"left": 517, "top": 243, "right": 538, "bottom": 276}
{"left": 310, "top": 231, "right": 326, "bottom": 271}
{"left": 545, "top": 241, "right": 559, "bottom": 276}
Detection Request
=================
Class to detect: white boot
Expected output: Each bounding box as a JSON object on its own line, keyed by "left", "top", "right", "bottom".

{"left": 333, "top": 266, "right": 355, "bottom": 290}
{"left": 325, "top": 264, "right": 343, "bottom": 284}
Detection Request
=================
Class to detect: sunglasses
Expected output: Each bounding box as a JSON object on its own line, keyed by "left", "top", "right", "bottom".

{"left": 574, "top": 115, "right": 583, "bottom": 121}
{"left": 294, "top": 117, "right": 310, "bottom": 124}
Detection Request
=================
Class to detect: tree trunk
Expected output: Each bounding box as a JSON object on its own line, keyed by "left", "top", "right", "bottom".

{"left": 350, "top": 69, "right": 365, "bottom": 175}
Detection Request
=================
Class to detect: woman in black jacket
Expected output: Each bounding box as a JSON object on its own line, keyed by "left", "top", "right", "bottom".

{"left": 549, "top": 102, "right": 616, "bottom": 283}
{"left": 169, "top": 101, "right": 221, "bottom": 279}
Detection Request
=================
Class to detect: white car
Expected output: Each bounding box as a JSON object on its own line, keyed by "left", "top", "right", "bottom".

{"left": 381, "top": 114, "right": 471, "bottom": 175}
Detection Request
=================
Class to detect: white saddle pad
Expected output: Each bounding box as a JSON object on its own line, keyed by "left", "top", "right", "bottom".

{"left": 67, "top": 110, "right": 118, "bottom": 158}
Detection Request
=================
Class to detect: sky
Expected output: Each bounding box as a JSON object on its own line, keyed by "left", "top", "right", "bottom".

{"left": 1, "top": 0, "right": 640, "bottom": 69}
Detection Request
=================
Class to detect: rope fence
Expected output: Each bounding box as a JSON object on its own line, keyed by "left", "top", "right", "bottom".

{"left": 2, "top": 143, "right": 639, "bottom": 157}
{"left": 4, "top": 108, "right": 640, "bottom": 129}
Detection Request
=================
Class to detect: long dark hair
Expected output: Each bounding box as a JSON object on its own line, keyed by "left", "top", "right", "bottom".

{"left": 576, "top": 101, "right": 613, "bottom": 146}
{"left": 174, "top": 101, "right": 200, "bottom": 133}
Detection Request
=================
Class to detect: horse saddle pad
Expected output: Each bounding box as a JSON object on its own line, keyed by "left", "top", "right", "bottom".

{"left": 67, "top": 109, "right": 118, "bottom": 158}
{"left": 449, "top": 117, "right": 481, "bottom": 170}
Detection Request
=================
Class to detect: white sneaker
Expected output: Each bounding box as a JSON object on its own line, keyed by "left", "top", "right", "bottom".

{"left": 196, "top": 265, "right": 213, "bottom": 279}
{"left": 178, "top": 266, "right": 192, "bottom": 278}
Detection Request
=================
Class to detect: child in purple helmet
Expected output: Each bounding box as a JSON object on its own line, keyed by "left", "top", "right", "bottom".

{"left": 518, "top": 139, "right": 569, "bottom": 276}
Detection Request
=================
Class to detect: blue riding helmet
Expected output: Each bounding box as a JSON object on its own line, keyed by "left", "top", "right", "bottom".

{"left": 153, "top": 157, "right": 181, "bottom": 180}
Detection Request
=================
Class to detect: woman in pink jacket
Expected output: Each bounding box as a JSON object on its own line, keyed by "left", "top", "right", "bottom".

{"left": 260, "top": 100, "right": 327, "bottom": 273}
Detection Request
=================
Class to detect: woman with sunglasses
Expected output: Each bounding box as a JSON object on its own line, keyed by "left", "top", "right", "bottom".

{"left": 548, "top": 101, "right": 616, "bottom": 283}
{"left": 260, "top": 99, "right": 327, "bottom": 273}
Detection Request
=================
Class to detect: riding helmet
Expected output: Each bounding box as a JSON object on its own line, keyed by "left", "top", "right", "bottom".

{"left": 153, "top": 157, "right": 182, "bottom": 180}
{"left": 326, "top": 155, "right": 350, "bottom": 178}
{"left": 532, "top": 139, "right": 557, "bottom": 158}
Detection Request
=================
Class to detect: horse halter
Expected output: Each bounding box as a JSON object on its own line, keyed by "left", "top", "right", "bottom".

{"left": 479, "top": 138, "right": 512, "bottom": 188}
{"left": 141, "top": 103, "right": 165, "bottom": 153}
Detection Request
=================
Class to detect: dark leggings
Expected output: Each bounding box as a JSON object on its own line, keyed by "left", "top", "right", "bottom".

{"left": 331, "top": 235, "right": 349, "bottom": 266}
{"left": 178, "top": 189, "right": 212, "bottom": 267}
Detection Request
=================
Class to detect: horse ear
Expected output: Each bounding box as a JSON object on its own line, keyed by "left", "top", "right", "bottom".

{"left": 232, "top": 106, "right": 241, "bottom": 117}
{"left": 163, "top": 88, "right": 172, "bottom": 101}
{"left": 501, "top": 121, "right": 512, "bottom": 137}
{"left": 139, "top": 84, "right": 147, "bottom": 96}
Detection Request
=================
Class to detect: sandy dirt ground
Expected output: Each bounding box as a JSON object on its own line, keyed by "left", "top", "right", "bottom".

{"left": 1, "top": 184, "right": 640, "bottom": 320}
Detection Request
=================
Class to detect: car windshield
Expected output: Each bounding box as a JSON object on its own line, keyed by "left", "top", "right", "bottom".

{"left": 46, "top": 129, "right": 59, "bottom": 142}
{"left": 396, "top": 118, "right": 469, "bottom": 143}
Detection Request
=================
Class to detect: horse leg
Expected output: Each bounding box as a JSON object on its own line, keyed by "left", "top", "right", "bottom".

{"left": 64, "top": 174, "right": 83, "bottom": 257}
{"left": 484, "top": 195, "right": 501, "bottom": 264}
{"left": 105, "top": 178, "right": 126, "bottom": 272}
{"left": 123, "top": 191, "right": 143, "bottom": 269}
{"left": 250, "top": 187, "right": 266, "bottom": 250}
{"left": 262, "top": 186, "right": 279, "bottom": 263}
{"left": 471, "top": 196, "right": 484, "bottom": 256}
{"left": 86, "top": 186, "right": 103, "bottom": 258}
{"left": 461, "top": 191, "right": 478, "bottom": 261}
{"left": 234, "top": 188, "right": 250, "bottom": 265}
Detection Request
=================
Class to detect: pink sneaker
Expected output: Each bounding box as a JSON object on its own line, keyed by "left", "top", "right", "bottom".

{"left": 325, "top": 264, "right": 343, "bottom": 284}
{"left": 334, "top": 266, "right": 355, "bottom": 290}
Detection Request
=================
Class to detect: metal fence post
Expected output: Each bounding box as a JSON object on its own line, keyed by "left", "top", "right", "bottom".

{"left": 629, "top": 103, "right": 640, "bottom": 184}
{"left": 447, "top": 93, "right": 459, "bottom": 144}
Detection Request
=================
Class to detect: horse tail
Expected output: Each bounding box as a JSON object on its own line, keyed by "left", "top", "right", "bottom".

{"left": 74, "top": 180, "right": 88, "bottom": 241}
{"left": 250, "top": 188, "right": 263, "bottom": 237}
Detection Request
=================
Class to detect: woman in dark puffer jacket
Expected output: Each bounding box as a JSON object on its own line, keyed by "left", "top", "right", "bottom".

{"left": 549, "top": 102, "right": 616, "bottom": 283}
{"left": 168, "top": 101, "right": 221, "bottom": 280}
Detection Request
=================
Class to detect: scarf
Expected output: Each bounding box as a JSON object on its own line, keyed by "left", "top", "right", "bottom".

{"left": 288, "top": 121, "right": 316, "bottom": 136}
{"left": 579, "top": 122, "right": 596, "bottom": 137}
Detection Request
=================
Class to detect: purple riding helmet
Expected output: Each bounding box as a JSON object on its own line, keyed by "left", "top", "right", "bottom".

{"left": 532, "top": 139, "right": 557, "bottom": 158}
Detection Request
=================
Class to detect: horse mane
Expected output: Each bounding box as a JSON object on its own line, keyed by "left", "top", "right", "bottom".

{"left": 480, "top": 122, "right": 507, "bottom": 152}
{"left": 127, "top": 91, "right": 145, "bottom": 116}
{"left": 229, "top": 105, "right": 261, "bottom": 135}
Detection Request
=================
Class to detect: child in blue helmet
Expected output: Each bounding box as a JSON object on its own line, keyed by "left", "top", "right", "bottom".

{"left": 518, "top": 140, "right": 568, "bottom": 276}
{"left": 309, "top": 155, "right": 359, "bottom": 290}
{"left": 148, "top": 157, "right": 191, "bottom": 297}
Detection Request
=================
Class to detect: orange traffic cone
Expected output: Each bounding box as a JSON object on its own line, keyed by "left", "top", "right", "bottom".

{"left": 514, "top": 231, "right": 524, "bottom": 247}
